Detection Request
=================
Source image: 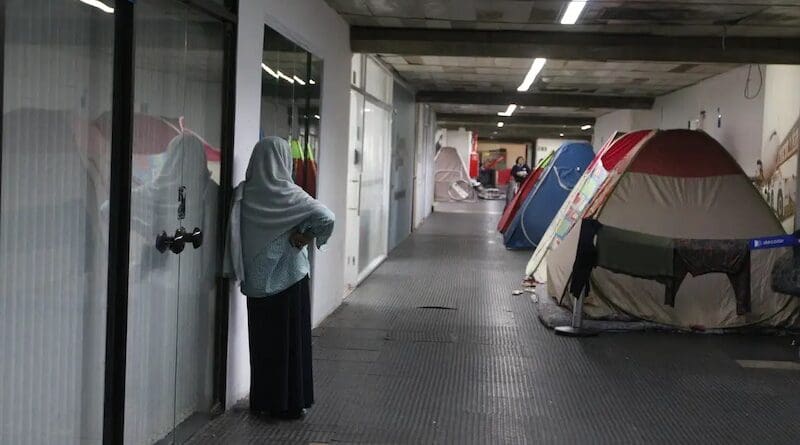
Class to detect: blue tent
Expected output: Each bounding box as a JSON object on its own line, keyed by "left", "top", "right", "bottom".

{"left": 503, "top": 141, "right": 595, "bottom": 250}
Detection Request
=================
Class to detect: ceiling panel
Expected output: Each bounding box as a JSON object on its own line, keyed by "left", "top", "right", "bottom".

{"left": 325, "top": 0, "right": 800, "bottom": 37}
{"left": 379, "top": 54, "right": 737, "bottom": 96}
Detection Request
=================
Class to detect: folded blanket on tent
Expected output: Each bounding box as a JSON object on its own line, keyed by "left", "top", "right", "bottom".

{"left": 569, "top": 220, "right": 751, "bottom": 314}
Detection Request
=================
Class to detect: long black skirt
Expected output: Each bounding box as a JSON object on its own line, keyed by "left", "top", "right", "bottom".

{"left": 247, "top": 276, "right": 314, "bottom": 413}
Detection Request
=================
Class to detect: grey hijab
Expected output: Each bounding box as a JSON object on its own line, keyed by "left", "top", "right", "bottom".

{"left": 241, "top": 137, "right": 328, "bottom": 254}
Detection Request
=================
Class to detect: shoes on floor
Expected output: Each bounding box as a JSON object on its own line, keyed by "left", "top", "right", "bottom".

{"left": 269, "top": 408, "right": 306, "bottom": 420}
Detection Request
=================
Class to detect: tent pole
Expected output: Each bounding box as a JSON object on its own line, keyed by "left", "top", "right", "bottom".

{"left": 555, "top": 287, "right": 597, "bottom": 337}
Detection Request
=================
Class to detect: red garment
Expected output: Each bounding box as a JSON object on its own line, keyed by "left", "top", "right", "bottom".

{"left": 303, "top": 144, "right": 318, "bottom": 197}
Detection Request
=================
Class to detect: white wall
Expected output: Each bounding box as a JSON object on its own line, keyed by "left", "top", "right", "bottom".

{"left": 593, "top": 65, "right": 766, "bottom": 175}
{"left": 760, "top": 65, "right": 800, "bottom": 231}
{"left": 761, "top": 65, "right": 800, "bottom": 177}
{"left": 440, "top": 128, "right": 473, "bottom": 169}
{"left": 535, "top": 138, "right": 586, "bottom": 164}
{"left": 413, "top": 104, "right": 436, "bottom": 228}
{"left": 592, "top": 111, "right": 635, "bottom": 149}
{"left": 228, "top": 0, "right": 351, "bottom": 408}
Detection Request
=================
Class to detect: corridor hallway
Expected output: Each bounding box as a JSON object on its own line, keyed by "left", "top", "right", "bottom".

{"left": 191, "top": 202, "right": 800, "bottom": 444}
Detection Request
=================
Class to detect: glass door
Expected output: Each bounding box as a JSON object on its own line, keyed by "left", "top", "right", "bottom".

{"left": 344, "top": 90, "right": 365, "bottom": 291}
{"left": 358, "top": 101, "right": 392, "bottom": 278}
{"left": 124, "top": 1, "right": 223, "bottom": 444}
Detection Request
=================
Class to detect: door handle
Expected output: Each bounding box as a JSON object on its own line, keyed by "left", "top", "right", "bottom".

{"left": 188, "top": 227, "right": 203, "bottom": 249}
{"left": 156, "top": 227, "right": 202, "bottom": 254}
{"left": 156, "top": 227, "right": 187, "bottom": 254}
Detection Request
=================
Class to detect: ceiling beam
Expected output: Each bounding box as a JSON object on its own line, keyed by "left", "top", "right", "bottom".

{"left": 419, "top": 91, "right": 653, "bottom": 109}
{"left": 437, "top": 113, "right": 595, "bottom": 127}
{"left": 477, "top": 136, "right": 591, "bottom": 144}
{"left": 440, "top": 123, "right": 590, "bottom": 140}
{"left": 352, "top": 27, "right": 800, "bottom": 65}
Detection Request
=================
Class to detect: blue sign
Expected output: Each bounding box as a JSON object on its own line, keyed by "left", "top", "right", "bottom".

{"left": 749, "top": 235, "right": 800, "bottom": 250}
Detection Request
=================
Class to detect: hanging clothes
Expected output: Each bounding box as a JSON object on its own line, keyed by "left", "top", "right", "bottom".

{"left": 568, "top": 219, "right": 601, "bottom": 299}
{"left": 303, "top": 142, "right": 318, "bottom": 197}
{"left": 596, "top": 224, "right": 676, "bottom": 298}
{"left": 568, "top": 220, "right": 752, "bottom": 314}
{"left": 290, "top": 138, "right": 306, "bottom": 189}
{"left": 672, "top": 239, "right": 751, "bottom": 314}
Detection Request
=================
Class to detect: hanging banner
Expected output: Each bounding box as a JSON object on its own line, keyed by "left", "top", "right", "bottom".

{"left": 750, "top": 234, "right": 800, "bottom": 250}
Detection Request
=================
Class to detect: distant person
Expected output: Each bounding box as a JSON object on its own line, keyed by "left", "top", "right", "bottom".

{"left": 227, "top": 136, "right": 335, "bottom": 420}
{"left": 479, "top": 159, "right": 496, "bottom": 188}
{"left": 510, "top": 157, "right": 531, "bottom": 184}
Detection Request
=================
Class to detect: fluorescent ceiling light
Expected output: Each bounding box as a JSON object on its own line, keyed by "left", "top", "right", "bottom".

{"left": 309, "top": 79, "right": 317, "bottom": 85}
{"left": 559, "top": 133, "right": 565, "bottom": 137}
{"left": 314, "top": 114, "right": 321, "bottom": 120}
{"left": 497, "top": 122, "right": 505, "bottom": 128}
{"left": 80, "top": 0, "right": 114, "bottom": 13}
{"left": 560, "top": 1, "right": 587, "bottom": 25}
{"left": 276, "top": 70, "right": 295, "bottom": 84}
{"left": 497, "top": 104, "right": 517, "bottom": 117}
{"left": 517, "top": 58, "right": 547, "bottom": 92}
{"left": 261, "top": 63, "right": 279, "bottom": 79}
{"left": 581, "top": 124, "right": 593, "bottom": 130}
{"left": 293, "top": 75, "right": 306, "bottom": 85}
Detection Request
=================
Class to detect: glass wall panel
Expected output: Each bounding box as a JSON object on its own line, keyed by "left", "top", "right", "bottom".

{"left": 365, "top": 58, "right": 392, "bottom": 104}
{"left": 359, "top": 102, "right": 391, "bottom": 274}
{"left": 0, "top": 1, "right": 115, "bottom": 443}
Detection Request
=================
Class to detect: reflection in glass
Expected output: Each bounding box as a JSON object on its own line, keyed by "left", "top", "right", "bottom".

{"left": 124, "top": 1, "right": 222, "bottom": 443}
{"left": 0, "top": 1, "right": 114, "bottom": 443}
{"left": 261, "top": 26, "right": 321, "bottom": 198}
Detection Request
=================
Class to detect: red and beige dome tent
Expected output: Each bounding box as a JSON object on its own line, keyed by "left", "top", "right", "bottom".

{"left": 529, "top": 129, "right": 800, "bottom": 330}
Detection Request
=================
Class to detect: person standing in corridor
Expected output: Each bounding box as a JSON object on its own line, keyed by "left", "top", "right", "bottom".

{"left": 510, "top": 156, "right": 531, "bottom": 185}
{"left": 226, "top": 136, "right": 335, "bottom": 420}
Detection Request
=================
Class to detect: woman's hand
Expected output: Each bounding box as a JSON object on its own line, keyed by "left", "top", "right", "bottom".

{"left": 289, "top": 231, "right": 314, "bottom": 249}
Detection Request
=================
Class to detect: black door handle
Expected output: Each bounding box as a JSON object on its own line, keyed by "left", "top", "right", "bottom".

{"left": 188, "top": 227, "right": 203, "bottom": 249}
{"left": 156, "top": 227, "right": 202, "bottom": 254}
{"left": 156, "top": 227, "right": 187, "bottom": 254}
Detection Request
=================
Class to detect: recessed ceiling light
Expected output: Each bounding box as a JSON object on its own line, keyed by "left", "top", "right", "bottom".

{"left": 314, "top": 114, "right": 321, "bottom": 120}
{"left": 517, "top": 58, "right": 547, "bottom": 92}
{"left": 497, "top": 104, "right": 517, "bottom": 117}
{"left": 261, "top": 63, "right": 279, "bottom": 79}
{"left": 559, "top": 133, "right": 565, "bottom": 137}
{"left": 80, "top": 0, "right": 114, "bottom": 13}
{"left": 276, "top": 70, "right": 295, "bottom": 84}
{"left": 581, "top": 124, "right": 593, "bottom": 130}
{"left": 560, "top": 1, "right": 587, "bottom": 25}
{"left": 497, "top": 122, "right": 505, "bottom": 128}
{"left": 309, "top": 79, "right": 317, "bottom": 85}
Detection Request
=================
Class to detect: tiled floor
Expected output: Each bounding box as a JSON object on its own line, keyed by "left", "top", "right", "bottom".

{"left": 189, "top": 201, "right": 800, "bottom": 444}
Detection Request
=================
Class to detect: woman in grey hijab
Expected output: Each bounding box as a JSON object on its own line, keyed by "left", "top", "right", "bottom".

{"left": 227, "top": 136, "right": 334, "bottom": 420}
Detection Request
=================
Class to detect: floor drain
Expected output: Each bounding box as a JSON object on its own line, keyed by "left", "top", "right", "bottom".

{"left": 417, "top": 305, "right": 458, "bottom": 311}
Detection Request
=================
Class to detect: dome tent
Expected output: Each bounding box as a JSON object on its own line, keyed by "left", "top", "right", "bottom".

{"left": 503, "top": 141, "right": 594, "bottom": 250}
{"left": 434, "top": 146, "right": 474, "bottom": 202}
{"left": 526, "top": 130, "right": 644, "bottom": 280}
{"left": 536, "top": 129, "right": 800, "bottom": 329}
{"left": 497, "top": 151, "right": 555, "bottom": 234}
